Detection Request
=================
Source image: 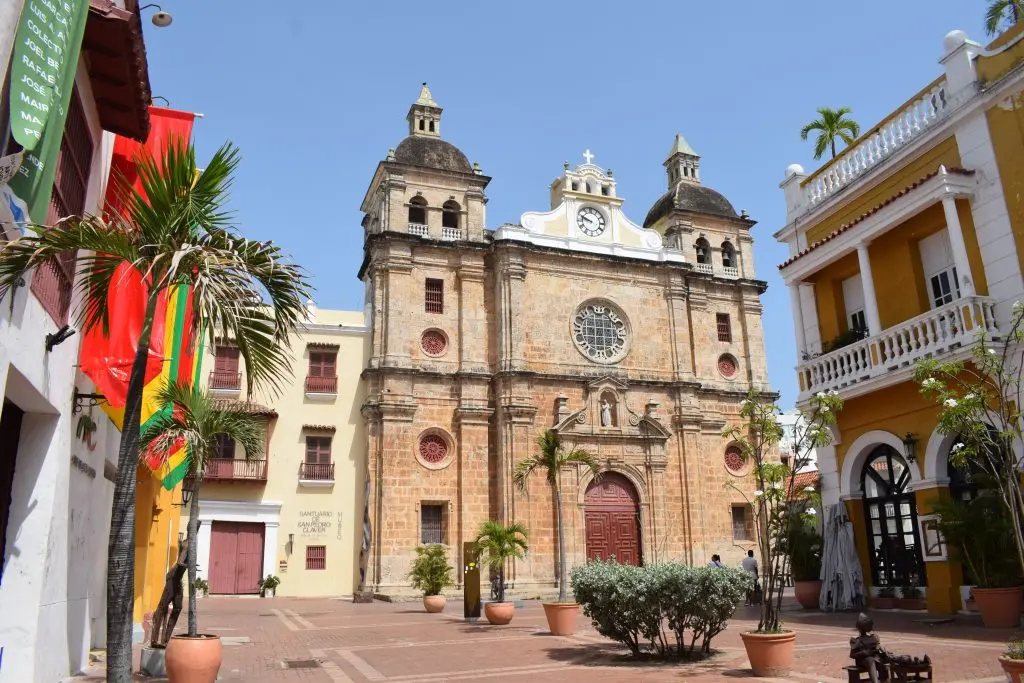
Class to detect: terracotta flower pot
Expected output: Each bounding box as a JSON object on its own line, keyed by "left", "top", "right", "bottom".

{"left": 542, "top": 602, "right": 579, "bottom": 636}
{"left": 1000, "top": 656, "right": 1024, "bottom": 683}
{"left": 869, "top": 596, "right": 896, "bottom": 610}
{"left": 895, "top": 598, "right": 925, "bottom": 610}
{"left": 423, "top": 595, "right": 447, "bottom": 613}
{"left": 484, "top": 601, "right": 515, "bottom": 625}
{"left": 793, "top": 580, "right": 822, "bottom": 610}
{"left": 166, "top": 634, "right": 222, "bottom": 683}
{"left": 972, "top": 587, "right": 1023, "bottom": 628}
{"left": 740, "top": 630, "right": 796, "bottom": 677}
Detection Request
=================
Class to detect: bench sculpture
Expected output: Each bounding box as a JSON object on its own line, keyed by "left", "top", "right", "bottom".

{"left": 847, "top": 613, "right": 932, "bottom": 682}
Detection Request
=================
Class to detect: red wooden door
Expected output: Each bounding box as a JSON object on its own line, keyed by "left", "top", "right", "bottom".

{"left": 584, "top": 473, "right": 641, "bottom": 565}
{"left": 208, "top": 522, "right": 264, "bottom": 594}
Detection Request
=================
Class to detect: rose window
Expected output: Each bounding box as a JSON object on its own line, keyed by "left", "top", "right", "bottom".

{"left": 421, "top": 330, "right": 447, "bottom": 356}
{"left": 571, "top": 301, "right": 630, "bottom": 364}
{"left": 724, "top": 446, "right": 746, "bottom": 474}
{"left": 718, "top": 354, "right": 737, "bottom": 378}
{"left": 419, "top": 434, "right": 449, "bottom": 464}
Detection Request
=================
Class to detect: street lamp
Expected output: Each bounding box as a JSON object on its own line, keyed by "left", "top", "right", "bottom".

{"left": 139, "top": 4, "right": 173, "bottom": 27}
{"left": 902, "top": 433, "right": 918, "bottom": 463}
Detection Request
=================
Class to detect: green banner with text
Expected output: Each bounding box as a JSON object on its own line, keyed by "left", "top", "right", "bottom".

{"left": 7, "top": 0, "right": 90, "bottom": 222}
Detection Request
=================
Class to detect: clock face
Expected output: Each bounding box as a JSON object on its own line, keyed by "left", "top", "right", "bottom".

{"left": 576, "top": 207, "right": 606, "bottom": 236}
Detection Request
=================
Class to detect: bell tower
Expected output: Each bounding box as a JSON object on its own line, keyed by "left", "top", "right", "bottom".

{"left": 664, "top": 133, "right": 701, "bottom": 187}
{"left": 406, "top": 83, "right": 442, "bottom": 138}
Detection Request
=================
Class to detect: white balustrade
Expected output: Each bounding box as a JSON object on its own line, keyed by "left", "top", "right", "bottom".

{"left": 408, "top": 222, "right": 429, "bottom": 236}
{"left": 695, "top": 262, "right": 713, "bottom": 274}
{"left": 797, "top": 295, "right": 998, "bottom": 400}
{"left": 441, "top": 227, "right": 462, "bottom": 241}
{"left": 802, "top": 81, "right": 950, "bottom": 209}
{"left": 722, "top": 266, "right": 739, "bottom": 278}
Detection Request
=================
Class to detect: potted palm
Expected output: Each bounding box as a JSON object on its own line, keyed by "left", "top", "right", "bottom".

{"left": 514, "top": 430, "right": 600, "bottom": 635}
{"left": 931, "top": 495, "right": 1021, "bottom": 627}
{"left": 475, "top": 520, "right": 529, "bottom": 625}
{"left": 259, "top": 575, "right": 280, "bottom": 598}
{"left": 870, "top": 586, "right": 897, "bottom": 610}
{"left": 142, "top": 382, "right": 266, "bottom": 683}
{"left": 788, "top": 515, "right": 823, "bottom": 610}
{"left": 897, "top": 583, "right": 924, "bottom": 610}
{"left": 408, "top": 544, "right": 454, "bottom": 613}
{"left": 0, "top": 139, "right": 311, "bottom": 680}
{"left": 724, "top": 390, "right": 842, "bottom": 677}
{"left": 1000, "top": 641, "right": 1024, "bottom": 682}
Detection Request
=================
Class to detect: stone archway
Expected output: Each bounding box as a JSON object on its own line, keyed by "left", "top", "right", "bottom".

{"left": 584, "top": 472, "right": 641, "bottom": 565}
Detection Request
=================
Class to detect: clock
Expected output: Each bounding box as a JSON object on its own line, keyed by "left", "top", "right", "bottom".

{"left": 576, "top": 207, "right": 606, "bottom": 237}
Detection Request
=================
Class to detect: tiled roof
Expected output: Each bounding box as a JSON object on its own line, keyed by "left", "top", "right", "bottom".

{"left": 303, "top": 424, "right": 336, "bottom": 432}
{"left": 786, "top": 470, "right": 820, "bottom": 499}
{"left": 211, "top": 398, "right": 277, "bottom": 418}
{"left": 778, "top": 167, "right": 974, "bottom": 270}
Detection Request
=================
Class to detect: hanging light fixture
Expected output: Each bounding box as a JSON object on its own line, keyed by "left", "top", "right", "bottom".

{"left": 902, "top": 433, "right": 918, "bottom": 463}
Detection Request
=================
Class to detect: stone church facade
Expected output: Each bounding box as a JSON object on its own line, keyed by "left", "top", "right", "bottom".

{"left": 358, "top": 85, "right": 771, "bottom": 595}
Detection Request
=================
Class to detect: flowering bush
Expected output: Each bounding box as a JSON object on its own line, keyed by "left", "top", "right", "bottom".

{"left": 570, "top": 560, "right": 751, "bottom": 658}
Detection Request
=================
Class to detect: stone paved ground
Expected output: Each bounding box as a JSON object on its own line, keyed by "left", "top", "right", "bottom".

{"left": 66, "top": 597, "right": 1022, "bottom": 682}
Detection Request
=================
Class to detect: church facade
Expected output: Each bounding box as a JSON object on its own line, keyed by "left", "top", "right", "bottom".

{"left": 358, "top": 85, "right": 772, "bottom": 595}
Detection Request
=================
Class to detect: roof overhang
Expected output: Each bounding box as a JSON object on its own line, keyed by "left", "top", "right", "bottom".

{"left": 83, "top": 0, "right": 151, "bottom": 142}
{"left": 778, "top": 168, "right": 976, "bottom": 284}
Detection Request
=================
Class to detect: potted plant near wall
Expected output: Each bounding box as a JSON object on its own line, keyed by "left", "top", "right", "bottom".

{"left": 724, "top": 390, "right": 842, "bottom": 677}
{"left": 193, "top": 579, "right": 209, "bottom": 599}
{"left": 475, "top": 520, "right": 529, "bottom": 625}
{"left": 1000, "top": 641, "right": 1024, "bottom": 682}
{"left": 931, "top": 494, "right": 1021, "bottom": 627}
{"left": 259, "top": 575, "right": 280, "bottom": 598}
{"left": 870, "top": 586, "right": 897, "bottom": 610}
{"left": 407, "top": 544, "right": 454, "bottom": 613}
{"left": 897, "top": 583, "right": 925, "bottom": 610}
{"left": 514, "top": 430, "right": 601, "bottom": 635}
{"left": 788, "top": 515, "right": 823, "bottom": 610}
{"left": 142, "top": 382, "right": 266, "bottom": 683}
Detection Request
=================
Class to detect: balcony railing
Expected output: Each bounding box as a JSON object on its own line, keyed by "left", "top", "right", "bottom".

{"left": 801, "top": 79, "right": 952, "bottom": 211}
{"left": 197, "top": 458, "right": 268, "bottom": 482}
{"left": 695, "top": 262, "right": 713, "bottom": 274}
{"left": 408, "top": 222, "right": 429, "bottom": 237}
{"left": 722, "top": 266, "right": 739, "bottom": 278}
{"left": 209, "top": 371, "right": 241, "bottom": 391}
{"left": 305, "top": 375, "right": 338, "bottom": 394}
{"left": 299, "top": 462, "right": 335, "bottom": 482}
{"left": 796, "top": 295, "right": 998, "bottom": 400}
{"left": 440, "top": 226, "right": 462, "bottom": 241}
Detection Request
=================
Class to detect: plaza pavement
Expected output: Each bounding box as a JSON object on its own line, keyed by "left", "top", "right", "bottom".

{"left": 65, "top": 596, "right": 1021, "bottom": 682}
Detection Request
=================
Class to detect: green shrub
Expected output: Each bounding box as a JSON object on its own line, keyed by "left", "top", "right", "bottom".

{"left": 570, "top": 560, "right": 751, "bottom": 659}
{"left": 407, "top": 544, "right": 455, "bottom": 597}
{"left": 1006, "top": 640, "right": 1024, "bottom": 660}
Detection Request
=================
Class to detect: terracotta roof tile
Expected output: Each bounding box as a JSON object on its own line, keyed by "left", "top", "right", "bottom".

{"left": 210, "top": 398, "right": 277, "bottom": 418}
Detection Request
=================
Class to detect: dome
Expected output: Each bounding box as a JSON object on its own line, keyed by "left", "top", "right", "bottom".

{"left": 393, "top": 136, "right": 472, "bottom": 173}
{"left": 642, "top": 182, "right": 739, "bottom": 228}
{"left": 943, "top": 29, "right": 968, "bottom": 53}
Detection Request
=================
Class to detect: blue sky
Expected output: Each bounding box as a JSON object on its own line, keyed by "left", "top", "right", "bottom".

{"left": 142, "top": 1, "right": 988, "bottom": 408}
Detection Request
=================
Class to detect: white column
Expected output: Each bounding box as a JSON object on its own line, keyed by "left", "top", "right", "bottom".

{"left": 196, "top": 520, "right": 213, "bottom": 581}
{"left": 263, "top": 521, "right": 279, "bottom": 581}
{"left": 789, "top": 284, "right": 806, "bottom": 360}
{"left": 856, "top": 244, "right": 882, "bottom": 335}
{"left": 941, "top": 195, "right": 977, "bottom": 298}
{"left": 800, "top": 283, "right": 822, "bottom": 353}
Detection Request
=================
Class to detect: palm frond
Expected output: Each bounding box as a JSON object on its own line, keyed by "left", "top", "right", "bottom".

{"left": 558, "top": 448, "right": 601, "bottom": 476}
{"left": 799, "top": 120, "right": 824, "bottom": 141}
{"left": 987, "top": 0, "right": 1010, "bottom": 34}
{"left": 512, "top": 456, "right": 543, "bottom": 494}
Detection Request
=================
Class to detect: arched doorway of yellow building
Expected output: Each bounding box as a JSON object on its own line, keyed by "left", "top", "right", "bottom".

{"left": 861, "top": 445, "right": 926, "bottom": 589}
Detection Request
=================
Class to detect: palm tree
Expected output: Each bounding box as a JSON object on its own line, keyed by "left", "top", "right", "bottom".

{"left": 140, "top": 383, "right": 264, "bottom": 636}
{"left": 800, "top": 108, "right": 861, "bottom": 160}
{"left": 513, "top": 430, "right": 600, "bottom": 603}
{"left": 986, "top": 0, "right": 1024, "bottom": 35}
{"left": 475, "top": 520, "right": 529, "bottom": 603}
{"left": 0, "top": 139, "right": 311, "bottom": 682}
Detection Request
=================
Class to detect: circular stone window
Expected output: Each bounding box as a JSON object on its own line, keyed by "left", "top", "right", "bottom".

{"left": 571, "top": 300, "right": 631, "bottom": 364}
{"left": 718, "top": 354, "right": 738, "bottom": 379}
{"left": 420, "top": 329, "right": 448, "bottom": 357}
{"left": 416, "top": 430, "right": 454, "bottom": 470}
{"left": 724, "top": 444, "right": 750, "bottom": 476}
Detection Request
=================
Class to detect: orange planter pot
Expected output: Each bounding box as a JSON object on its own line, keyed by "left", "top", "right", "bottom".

{"left": 793, "top": 581, "right": 821, "bottom": 610}
{"left": 542, "top": 603, "right": 579, "bottom": 636}
{"left": 740, "top": 630, "right": 796, "bottom": 677}
{"left": 484, "top": 601, "right": 515, "bottom": 625}
{"left": 1000, "top": 657, "right": 1024, "bottom": 683}
{"left": 972, "top": 587, "right": 1023, "bottom": 628}
{"left": 423, "top": 595, "right": 447, "bottom": 613}
{"left": 165, "top": 634, "right": 222, "bottom": 683}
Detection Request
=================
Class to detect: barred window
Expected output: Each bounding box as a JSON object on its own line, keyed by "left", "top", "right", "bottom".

{"left": 305, "top": 545, "right": 326, "bottom": 570}
{"left": 732, "top": 505, "right": 753, "bottom": 541}
{"left": 425, "top": 278, "right": 443, "bottom": 313}
{"left": 716, "top": 313, "right": 732, "bottom": 343}
{"left": 420, "top": 504, "right": 445, "bottom": 545}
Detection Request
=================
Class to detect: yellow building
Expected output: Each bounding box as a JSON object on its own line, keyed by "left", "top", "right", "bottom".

{"left": 775, "top": 26, "right": 1024, "bottom": 614}
{"left": 182, "top": 306, "right": 369, "bottom": 597}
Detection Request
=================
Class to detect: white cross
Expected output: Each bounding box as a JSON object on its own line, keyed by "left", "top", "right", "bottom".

{"left": 582, "top": 149, "right": 594, "bottom": 164}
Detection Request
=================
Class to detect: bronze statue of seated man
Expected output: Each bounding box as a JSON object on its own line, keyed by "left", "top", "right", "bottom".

{"left": 849, "top": 613, "right": 931, "bottom": 683}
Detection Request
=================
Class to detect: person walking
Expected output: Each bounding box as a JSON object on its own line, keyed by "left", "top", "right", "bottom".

{"left": 742, "top": 550, "right": 760, "bottom": 605}
{"left": 707, "top": 554, "right": 725, "bottom": 568}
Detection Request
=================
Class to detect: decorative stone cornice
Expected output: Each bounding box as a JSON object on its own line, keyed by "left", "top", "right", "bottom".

{"left": 454, "top": 405, "right": 494, "bottom": 425}
{"left": 361, "top": 399, "right": 417, "bottom": 423}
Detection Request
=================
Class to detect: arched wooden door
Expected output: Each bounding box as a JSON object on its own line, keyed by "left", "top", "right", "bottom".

{"left": 585, "top": 473, "right": 641, "bottom": 565}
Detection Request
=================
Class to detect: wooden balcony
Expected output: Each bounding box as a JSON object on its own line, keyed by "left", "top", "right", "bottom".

{"left": 209, "top": 371, "right": 241, "bottom": 392}
{"left": 192, "top": 458, "right": 268, "bottom": 482}
{"left": 304, "top": 375, "right": 338, "bottom": 395}
{"left": 299, "top": 462, "right": 334, "bottom": 485}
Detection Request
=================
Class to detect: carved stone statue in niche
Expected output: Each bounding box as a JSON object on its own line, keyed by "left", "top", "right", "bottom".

{"left": 599, "top": 392, "right": 617, "bottom": 427}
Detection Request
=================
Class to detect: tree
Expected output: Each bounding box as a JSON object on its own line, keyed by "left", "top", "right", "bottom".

{"left": 986, "top": 0, "right": 1024, "bottom": 35}
{"left": 913, "top": 301, "right": 1024, "bottom": 579}
{"left": 800, "top": 108, "right": 861, "bottom": 160}
{"left": 474, "top": 520, "right": 529, "bottom": 604}
{"left": 140, "top": 383, "right": 265, "bottom": 637}
{"left": 513, "top": 430, "right": 600, "bottom": 603}
{"left": 723, "top": 390, "right": 842, "bottom": 633}
{"left": 0, "top": 139, "right": 311, "bottom": 682}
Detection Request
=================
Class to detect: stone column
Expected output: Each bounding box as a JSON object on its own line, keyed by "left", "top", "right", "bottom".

{"left": 381, "top": 244, "right": 413, "bottom": 368}
{"left": 263, "top": 521, "right": 279, "bottom": 581}
{"left": 799, "top": 283, "right": 822, "bottom": 353}
{"left": 196, "top": 520, "right": 213, "bottom": 582}
{"left": 665, "top": 272, "right": 695, "bottom": 381}
{"left": 940, "top": 195, "right": 976, "bottom": 298}
{"left": 856, "top": 244, "right": 882, "bottom": 335}
{"left": 789, "top": 284, "right": 806, "bottom": 360}
{"left": 457, "top": 255, "right": 487, "bottom": 374}
{"left": 495, "top": 249, "right": 526, "bottom": 372}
